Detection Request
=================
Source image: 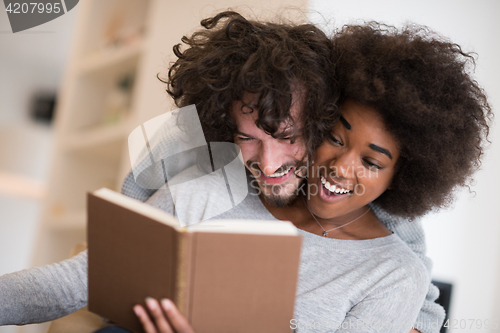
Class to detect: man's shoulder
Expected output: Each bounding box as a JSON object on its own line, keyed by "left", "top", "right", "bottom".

{"left": 165, "top": 165, "right": 269, "bottom": 225}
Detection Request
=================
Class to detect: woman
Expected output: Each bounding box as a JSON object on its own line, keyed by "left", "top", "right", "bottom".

{"left": 130, "top": 23, "right": 491, "bottom": 333}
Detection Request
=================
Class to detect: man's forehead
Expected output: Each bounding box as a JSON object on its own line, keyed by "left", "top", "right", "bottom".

{"left": 232, "top": 105, "right": 302, "bottom": 137}
{"left": 231, "top": 87, "right": 306, "bottom": 133}
{"left": 238, "top": 82, "right": 305, "bottom": 109}
{"left": 275, "top": 118, "right": 302, "bottom": 136}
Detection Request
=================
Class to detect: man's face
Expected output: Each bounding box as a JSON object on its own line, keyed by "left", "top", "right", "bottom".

{"left": 231, "top": 91, "right": 307, "bottom": 207}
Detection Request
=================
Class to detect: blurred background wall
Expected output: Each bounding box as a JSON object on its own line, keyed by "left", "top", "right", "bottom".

{"left": 0, "top": 0, "right": 498, "bottom": 333}
{"left": 0, "top": 2, "right": 76, "bottom": 287}
{"left": 0, "top": 6, "right": 77, "bottom": 333}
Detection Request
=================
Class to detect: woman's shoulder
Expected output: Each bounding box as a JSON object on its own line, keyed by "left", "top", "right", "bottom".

{"left": 375, "top": 234, "right": 431, "bottom": 293}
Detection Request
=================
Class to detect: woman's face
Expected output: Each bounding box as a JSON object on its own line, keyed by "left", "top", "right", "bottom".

{"left": 307, "top": 99, "right": 400, "bottom": 220}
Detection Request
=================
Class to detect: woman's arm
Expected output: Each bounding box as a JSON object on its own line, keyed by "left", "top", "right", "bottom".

{"left": 370, "top": 204, "right": 446, "bottom": 333}
{"left": 336, "top": 286, "right": 424, "bottom": 332}
{"left": 335, "top": 264, "right": 429, "bottom": 333}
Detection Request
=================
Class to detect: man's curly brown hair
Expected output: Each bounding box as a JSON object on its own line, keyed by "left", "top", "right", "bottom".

{"left": 163, "top": 11, "right": 339, "bottom": 160}
{"left": 331, "top": 23, "right": 492, "bottom": 219}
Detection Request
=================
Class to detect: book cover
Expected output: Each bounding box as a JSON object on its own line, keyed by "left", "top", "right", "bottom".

{"left": 87, "top": 188, "right": 302, "bottom": 333}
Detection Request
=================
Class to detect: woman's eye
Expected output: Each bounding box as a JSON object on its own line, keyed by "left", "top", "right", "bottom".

{"left": 327, "top": 134, "right": 343, "bottom": 146}
{"left": 363, "top": 159, "right": 381, "bottom": 170}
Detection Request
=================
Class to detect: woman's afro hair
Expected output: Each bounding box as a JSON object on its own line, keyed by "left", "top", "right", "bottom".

{"left": 331, "top": 22, "right": 492, "bottom": 219}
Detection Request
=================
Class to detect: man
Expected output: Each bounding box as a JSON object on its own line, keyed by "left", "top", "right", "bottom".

{"left": 124, "top": 10, "right": 338, "bottom": 208}
{"left": 0, "top": 11, "right": 443, "bottom": 333}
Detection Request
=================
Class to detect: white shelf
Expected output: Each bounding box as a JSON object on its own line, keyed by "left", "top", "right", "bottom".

{"left": 63, "top": 120, "right": 132, "bottom": 153}
{"left": 31, "top": 0, "right": 154, "bottom": 269}
{"left": 0, "top": 171, "right": 46, "bottom": 200}
{"left": 47, "top": 211, "right": 87, "bottom": 230}
{"left": 76, "top": 40, "right": 144, "bottom": 75}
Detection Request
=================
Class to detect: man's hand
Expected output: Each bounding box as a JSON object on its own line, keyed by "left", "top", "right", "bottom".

{"left": 410, "top": 329, "right": 421, "bottom": 333}
{"left": 133, "top": 297, "right": 195, "bottom": 333}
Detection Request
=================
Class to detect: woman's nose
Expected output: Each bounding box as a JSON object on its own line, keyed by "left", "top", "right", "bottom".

{"left": 329, "top": 152, "right": 356, "bottom": 179}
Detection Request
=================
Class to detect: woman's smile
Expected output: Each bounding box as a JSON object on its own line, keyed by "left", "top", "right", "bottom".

{"left": 317, "top": 174, "right": 353, "bottom": 203}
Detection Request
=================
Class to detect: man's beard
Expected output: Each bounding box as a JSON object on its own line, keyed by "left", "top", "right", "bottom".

{"left": 260, "top": 179, "right": 305, "bottom": 207}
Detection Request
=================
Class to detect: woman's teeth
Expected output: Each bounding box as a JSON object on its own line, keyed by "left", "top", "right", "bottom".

{"left": 320, "top": 175, "right": 351, "bottom": 194}
{"left": 266, "top": 166, "right": 293, "bottom": 178}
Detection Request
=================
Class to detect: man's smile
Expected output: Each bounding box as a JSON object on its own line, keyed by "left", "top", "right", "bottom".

{"left": 259, "top": 166, "right": 295, "bottom": 185}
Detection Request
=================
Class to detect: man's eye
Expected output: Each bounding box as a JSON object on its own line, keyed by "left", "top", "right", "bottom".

{"left": 237, "top": 137, "right": 253, "bottom": 142}
{"left": 327, "top": 134, "right": 343, "bottom": 146}
{"left": 282, "top": 137, "right": 296, "bottom": 144}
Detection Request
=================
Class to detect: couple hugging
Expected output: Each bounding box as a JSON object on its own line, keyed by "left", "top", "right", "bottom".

{"left": 0, "top": 10, "right": 491, "bottom": 333}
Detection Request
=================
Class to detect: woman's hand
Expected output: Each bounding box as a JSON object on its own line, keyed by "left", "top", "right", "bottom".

{"left": 133, "top": 297, "right": 195, "bottom": 333}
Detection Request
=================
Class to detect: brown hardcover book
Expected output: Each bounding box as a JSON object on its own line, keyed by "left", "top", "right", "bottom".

{"left": 87, "top": 188, "right": 302, "bottom": 333}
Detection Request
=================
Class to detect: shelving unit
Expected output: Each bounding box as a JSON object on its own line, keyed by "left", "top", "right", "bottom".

{"left": 31, "top": 0, "right": 155, "bottom": 267}
{"left": 77, "top": 40, "right": 144, "bottom": 75}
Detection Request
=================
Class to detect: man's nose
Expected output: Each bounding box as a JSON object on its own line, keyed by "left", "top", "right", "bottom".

{"left": 259, "top": 141, "right": 285, "bottom": 175}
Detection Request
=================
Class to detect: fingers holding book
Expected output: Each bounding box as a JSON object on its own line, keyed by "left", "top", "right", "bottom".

{"left": 133, "top": 298, "right": 195, "bottom": 333}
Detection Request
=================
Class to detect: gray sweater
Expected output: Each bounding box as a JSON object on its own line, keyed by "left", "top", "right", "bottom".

{"left": 0, "top": 168, "right": 445, "bottom": 332}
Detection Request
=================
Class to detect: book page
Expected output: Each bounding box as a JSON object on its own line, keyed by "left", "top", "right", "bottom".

{"left": 186, "top": 219, "right": 298, "bottom": 235}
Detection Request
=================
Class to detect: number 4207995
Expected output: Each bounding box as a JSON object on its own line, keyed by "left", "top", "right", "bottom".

{"left": 6, "top": 2, "right": 61, "bottom": 14}
{"left": 444, "top": 319, "right": 498, "bottom": 330}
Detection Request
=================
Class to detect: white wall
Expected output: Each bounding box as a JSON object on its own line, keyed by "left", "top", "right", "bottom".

{"left": 308, "top": 0, "right": 500, "bottom": 328}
